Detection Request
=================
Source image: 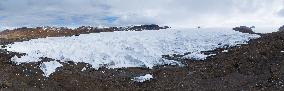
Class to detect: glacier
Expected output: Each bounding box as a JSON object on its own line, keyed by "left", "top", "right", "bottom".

{"left": 3, "top": 28, "right": 260, "bottom": 77}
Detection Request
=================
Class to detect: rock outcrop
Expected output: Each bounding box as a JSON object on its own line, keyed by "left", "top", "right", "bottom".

{"left": 233, "top": 26, "right": 255, "bottom": 34}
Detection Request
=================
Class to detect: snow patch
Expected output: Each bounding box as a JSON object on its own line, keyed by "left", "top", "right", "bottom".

{"left": 222, "top": 50, "right": 229, "bottom": 53}
{"left": 132, "top": 74, "right": 153, "bottom": 82}
{"left": 40, "top": 61, "right": 63, "bottom": 77}
{"left": 183, "top": 52, "right": 209, "bottom": 60}
{"left": 81, "top": 67, "right": 87, "bottom": 71}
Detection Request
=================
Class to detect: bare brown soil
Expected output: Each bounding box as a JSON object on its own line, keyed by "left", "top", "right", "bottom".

{"left": 0, "top": 28, "right": 284, "bottom": 91}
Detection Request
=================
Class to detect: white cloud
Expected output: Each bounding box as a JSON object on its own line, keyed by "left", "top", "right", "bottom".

{"left": 0, "top": 0, "right": 284, "bottom": 30}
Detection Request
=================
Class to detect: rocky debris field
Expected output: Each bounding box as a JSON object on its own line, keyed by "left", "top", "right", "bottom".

{"left": 0, "top": 27, "right": 284, "bottom": 91}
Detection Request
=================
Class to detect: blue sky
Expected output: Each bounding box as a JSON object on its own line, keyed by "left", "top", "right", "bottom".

{"left": 0, "top": 0, "right": 284, "bottom": 30}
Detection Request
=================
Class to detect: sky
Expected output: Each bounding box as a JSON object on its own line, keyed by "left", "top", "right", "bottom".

{"left": 0, "top": 0, "right": 284, "bottom": 32}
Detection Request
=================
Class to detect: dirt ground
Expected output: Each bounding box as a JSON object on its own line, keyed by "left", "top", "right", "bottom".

{"left": 0, "top": 28, "right": 284, "bottom": 91}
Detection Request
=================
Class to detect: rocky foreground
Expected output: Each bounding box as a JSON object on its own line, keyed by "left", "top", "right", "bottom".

{"left": 0, "top": 26, "right": 284, "bottom": 91}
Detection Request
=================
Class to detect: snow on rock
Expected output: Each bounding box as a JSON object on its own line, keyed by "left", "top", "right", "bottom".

{"left": 40, "top": 61, "right": 63, "bottom": 77}
{"left": 3, "top": 28, "right": 260, "bottom": 75}
{"left": 132, "top": 74, "right": 153, "bottom": 82}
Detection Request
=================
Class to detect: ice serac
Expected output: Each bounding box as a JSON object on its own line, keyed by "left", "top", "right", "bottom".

{"left": 4, "top": 28, "right": 260, "bottom": 76}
